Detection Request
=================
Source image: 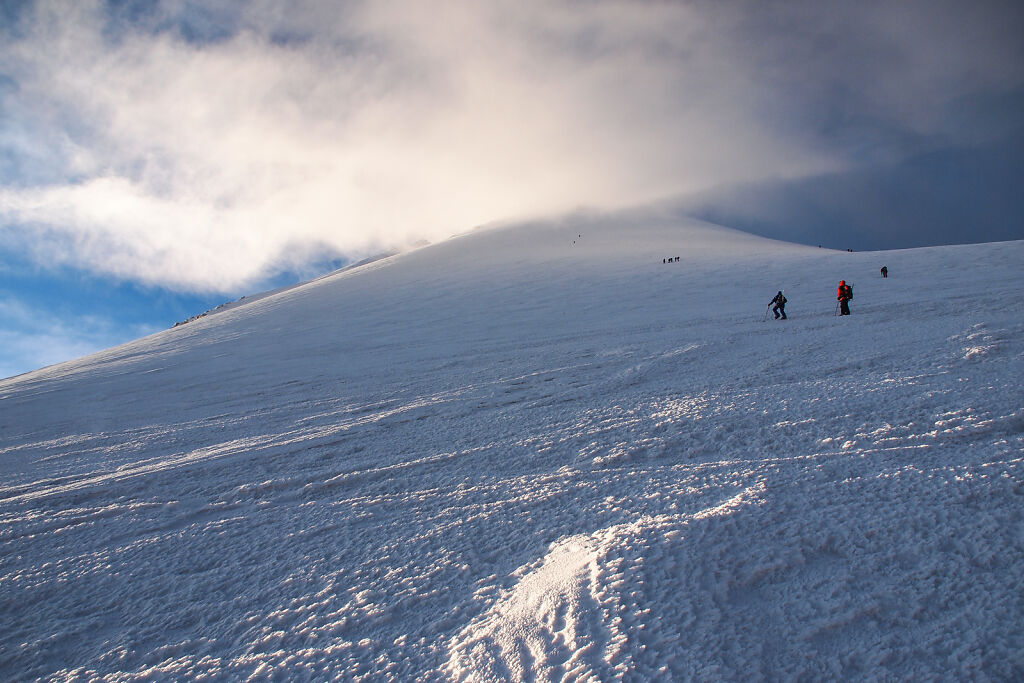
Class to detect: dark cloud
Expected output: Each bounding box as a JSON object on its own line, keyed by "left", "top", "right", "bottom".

{"left": 683, "top": 109, "right": 1024, "bottom": 250}
{"left": 668, "top": 0, "right": 1024, "bottom": 249}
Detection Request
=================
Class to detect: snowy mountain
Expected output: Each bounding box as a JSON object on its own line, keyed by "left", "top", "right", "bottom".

{"left": 2, "top": 215, "right": 1022, "bottom": 680}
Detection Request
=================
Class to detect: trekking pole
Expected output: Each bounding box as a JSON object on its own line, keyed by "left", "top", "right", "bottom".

{"left": 762, "top": 304, "right": 771, "bottom": 322}
{"left": 834, "top": 301, "right": 840, "bottom": 316}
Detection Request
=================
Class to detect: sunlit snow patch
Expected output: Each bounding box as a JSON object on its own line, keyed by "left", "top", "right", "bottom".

{"left": 446, "top": 483, "right": 765, "bottom": 681}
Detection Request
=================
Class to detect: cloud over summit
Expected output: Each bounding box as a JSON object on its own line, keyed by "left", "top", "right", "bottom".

{"left": 1, "top": 0, "right": 1022, "bottom": 292}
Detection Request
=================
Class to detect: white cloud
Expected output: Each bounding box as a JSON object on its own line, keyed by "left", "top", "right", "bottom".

{"left": 1, "top": 0, "right": 1021, "bottom": 292}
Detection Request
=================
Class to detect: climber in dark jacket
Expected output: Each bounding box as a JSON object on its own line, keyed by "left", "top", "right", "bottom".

{"left": 771, "top": 291, "right": 787, "bottom": 320}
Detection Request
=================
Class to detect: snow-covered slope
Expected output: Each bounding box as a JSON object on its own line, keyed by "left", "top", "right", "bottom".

{"left": 2, "top": 216, "right": 1022, "bottom": 680}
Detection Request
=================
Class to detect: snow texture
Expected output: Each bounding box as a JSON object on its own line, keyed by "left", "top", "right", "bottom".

{"left": 1, "top": 216, "right": 1023, "bottom": 681}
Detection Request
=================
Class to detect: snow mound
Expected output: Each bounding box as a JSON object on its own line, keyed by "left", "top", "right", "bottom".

{"left": 447, "top": 483, "right": 765, "bottom": 681}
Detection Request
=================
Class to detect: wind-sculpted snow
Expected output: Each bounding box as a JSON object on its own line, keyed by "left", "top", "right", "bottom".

{"left": 1, "top": 217, "right": 1022, "bottom": 680}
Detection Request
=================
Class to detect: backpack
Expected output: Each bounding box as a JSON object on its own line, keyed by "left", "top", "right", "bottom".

{"left": 845, "top": 284, "right": 853, "bottom": 300}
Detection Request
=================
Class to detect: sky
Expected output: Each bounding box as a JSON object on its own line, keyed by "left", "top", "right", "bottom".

{"left": 1, "top": 0, "right": 1023, "bottom": 378}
